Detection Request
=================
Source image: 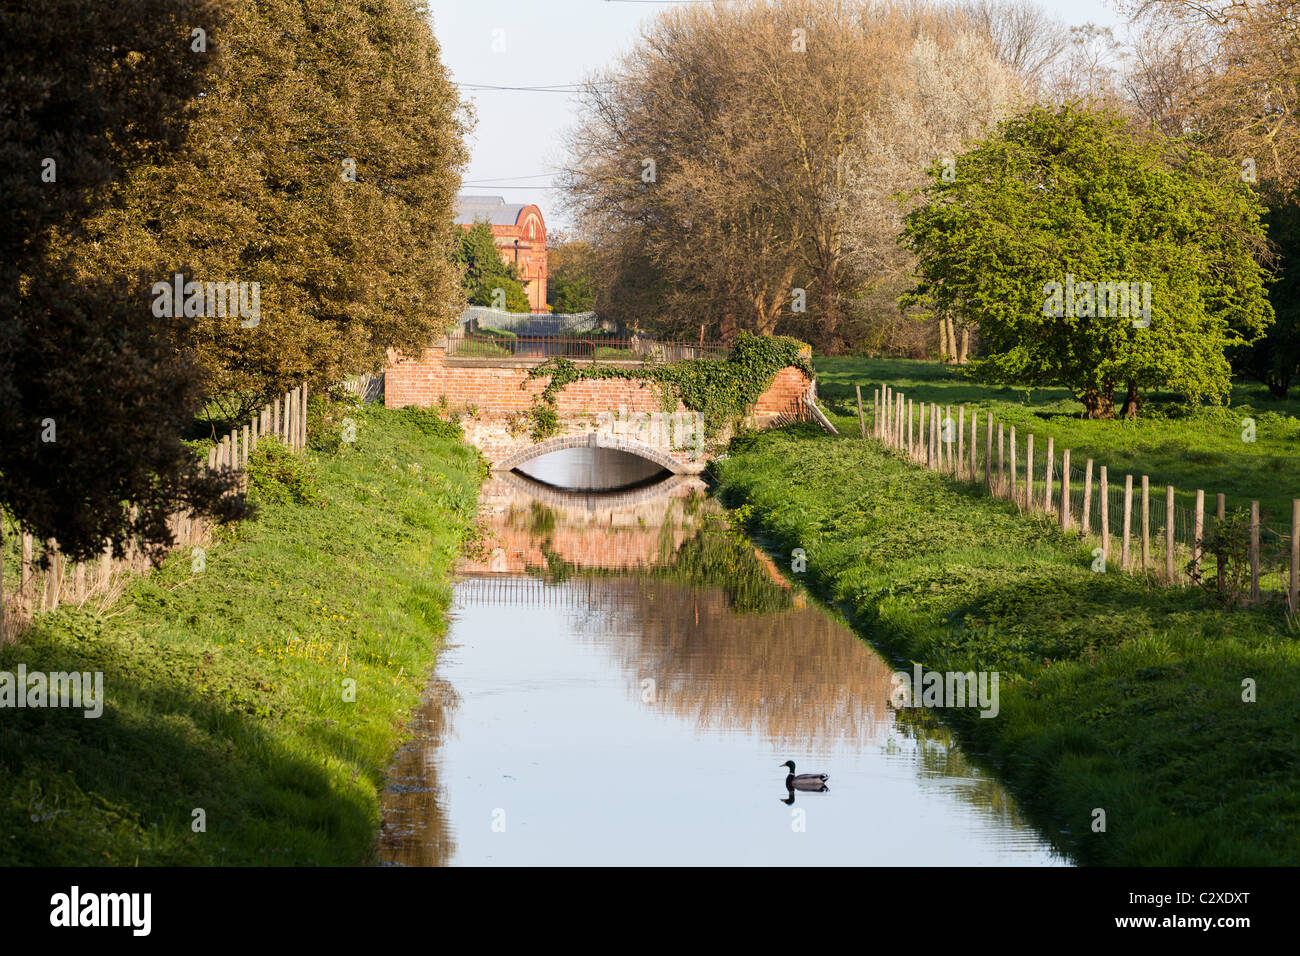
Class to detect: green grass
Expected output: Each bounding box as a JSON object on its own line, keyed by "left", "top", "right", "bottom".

{"left": 714, "top": 424, "right": 1300, "bottom": 865}
{"left": 815, "top": 357, "right": 1300, "bottom": 522}
{"left": 0, "top": 400, "right": 482, "bottom": 865}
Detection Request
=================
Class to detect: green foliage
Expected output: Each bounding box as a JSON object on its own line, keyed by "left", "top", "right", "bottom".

{"left": 529, "top": 404, "right": 560, "bottom": 441}
{"left": 0, "top": 0, "right": 248, "bottom": 558}
{"left": 902, "top": 104, "right": 1275, "bottom": 418}
{"left": 455, "top": 220, "right": 531, "bottom": 312}
{"left": 715, "top": 425, "right": 1300, "bottom": 865}
{"left": 247, "top": 437, "right": 318, "bottom": 507}
{"left": 396, "top": 405, "right": 465, "bottom": 443}
{"left": 526, "top": 332, "right": 812, "bottom": 437}
{"left": 68, "top": 0, "right": 469, "bottom": 417}
{"left": 0, "top": 401, "right": 481, "bottom": 864}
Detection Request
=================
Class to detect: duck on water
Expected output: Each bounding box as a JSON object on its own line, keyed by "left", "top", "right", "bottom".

{"left": 781, "top": 760, "right": 828, "bottom": 792}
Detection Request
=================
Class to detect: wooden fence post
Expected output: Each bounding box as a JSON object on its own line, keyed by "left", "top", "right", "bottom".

{"left": 1100, "top": 466, "right": 1110, "bottom": 563}
{"left": 996, "top": 422, "right": 1004, "bottom": 494}
{"left": 1044, "top": 437, "right": 1054, "bottom": 514}
{"left": 957, "top": 406, "right": 965, "bottom": 479}
{"left": 929, "top": 405, "right": 938, "bottom": 468}
{"left": 1122, "top": 475, "right": 1133, "bottom": 570}
{"left": 1009, "top": 426, "right": 1018, "bottom": 503}
{"left": 1250, "top": 500, "right": 1260, "bottom": 603}
{"left": 942, "top": 405, "right": 951, "bottom": 472}
{"left": 984, "top": 416, "right": 993, "bottom": 489}
{"left": 1082, "top": 459, "right": 1093, "bottom": 534}
{"left": 301, "top": 384, "right": 308, "bottom": 450}
{"left": 1141, "top": 475, "right": 1150, "bottom": 571}
{"left": 908, "top": 399, "right": 914, "bottom": 456}
{"left": 917, "top": 402, "right": 925, "bottom": 461}
{"left": 1165, "top": 485, "right": 1176, "bottom": 583}
{"left": 98, "top": 538, "right": 111, "bottom": 593}
{"left": 1192, "top": 490, "right": 1205, "bottom": 582}
{"left": 1291, "top": 498, "right": 1299, "bottom": 614}
{"left": 855, "top": 386, "right": 865, "bottom": 438}
{"left": 969, "top": 410, "right": 977, "bottom": 477}
{"left": 273, "top": 396, "right": 281, "bottom": 439}
{"left": 21, "top": 532, "right": 33, "bottom": 616}
{"left": 1026, "top": 434, "right": 1034, "bottom": 511}
{"left": 1060, "top": 449, "right": 1071, "bottom": 531}
{"left": 242, "top": 424, "right": 251, "bottom": 469}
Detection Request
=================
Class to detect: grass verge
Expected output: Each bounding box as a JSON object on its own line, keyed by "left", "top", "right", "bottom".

{"left": 814, "top": 356, "right": 1300, "bottom": 521}
{"left": 715, "top": 424, "right": 1300, "bottom": 865}
{"left": 0, "top": 400, "right": 482, "bottom": 865}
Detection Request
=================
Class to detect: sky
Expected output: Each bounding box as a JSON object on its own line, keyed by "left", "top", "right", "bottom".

{"left": 426, "top": 0, "right": 1127, "bottom": 232}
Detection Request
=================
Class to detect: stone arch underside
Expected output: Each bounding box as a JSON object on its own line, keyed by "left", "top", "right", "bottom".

{"left": 495, "top": 432, "right": 691, "bottom": 476}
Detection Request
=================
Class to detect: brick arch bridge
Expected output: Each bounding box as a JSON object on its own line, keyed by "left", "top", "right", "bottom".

{"left": 385, "top": 335, "right": 823, "bottom": 473}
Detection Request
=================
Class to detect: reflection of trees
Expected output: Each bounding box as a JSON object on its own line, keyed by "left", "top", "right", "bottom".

{"left": 569, "top": 578, "right": 896, "bottom": 753}
{"left": 378, "top": 678, "right": 459, "bottom": 866}
{"left": 891, "top": 706, "right": 1024, "bottom": 821}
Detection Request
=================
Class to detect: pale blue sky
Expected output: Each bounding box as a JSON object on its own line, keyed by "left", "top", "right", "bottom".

{"left": 427, "top": 0, "right": 1127, "bottom": 231}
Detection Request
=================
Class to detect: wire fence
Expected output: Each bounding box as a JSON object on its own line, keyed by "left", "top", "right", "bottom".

{"left": 445, "top": 327, "right": 729, "bottom": 363}
{"left": 855, "top": 383, "right": 1300, "bottom": 614}
{"left": 459, "top": 305, "right": 602, "bottom": 335}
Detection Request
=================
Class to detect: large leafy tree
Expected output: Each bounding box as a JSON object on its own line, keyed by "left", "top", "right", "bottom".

{"left": 76, "top": 0, "right": 470, "bottom": 418}
{"left": 0, "top": 0, "right": 244, "bottom": 562}
{"left": 902, "top": 104, "right": 1273, "bottom": 418}
{"left": 565, "top": 0, "right": 1015, "bottom": 352}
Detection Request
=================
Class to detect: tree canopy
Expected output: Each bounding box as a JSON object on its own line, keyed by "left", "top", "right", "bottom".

{"left": 902, "top": 104, "right": 1274, "bottom": 418}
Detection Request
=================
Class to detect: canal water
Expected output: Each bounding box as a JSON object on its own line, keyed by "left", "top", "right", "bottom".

{"left": 379, "top": 460, "right": 1068, "bottom": 866}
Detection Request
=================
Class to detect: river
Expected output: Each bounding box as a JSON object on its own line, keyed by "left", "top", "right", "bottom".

{"left": 379, "top": 457, "right": 1068, "bottom": 866}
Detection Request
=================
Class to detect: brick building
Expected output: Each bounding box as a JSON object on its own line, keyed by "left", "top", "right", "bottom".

{"left": 454, "top": 194, "right": 547, "bottom": 311}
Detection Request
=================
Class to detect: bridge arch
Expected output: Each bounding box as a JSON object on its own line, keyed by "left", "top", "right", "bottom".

{"left": 496, "top": 433, "right": 690, "bottom": 476}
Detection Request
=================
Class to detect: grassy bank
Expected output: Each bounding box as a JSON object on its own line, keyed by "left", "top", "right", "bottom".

{"left": 815, "top": 357, "right": 1300, "bottom": 521}
{"left": 0, "top": 400, "right": 482, "bottom": 865}
{"left": 714, "top": 424, "right": 1300, "bottom": 865}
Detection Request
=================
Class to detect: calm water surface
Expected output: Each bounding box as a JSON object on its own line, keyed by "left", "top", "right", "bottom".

{"left": 379, "top": 465, "right": 1069, "bottom": 866}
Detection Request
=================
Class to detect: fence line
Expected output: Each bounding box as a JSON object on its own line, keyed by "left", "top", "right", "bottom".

{"left": 444, "top": 328, "right": 728, "bottom": 363}
{"left": 1, "top": 384, "right": 311, "bottom": 642}
{"left": 868, "top": 385, "right": 1299, "bottom": 613}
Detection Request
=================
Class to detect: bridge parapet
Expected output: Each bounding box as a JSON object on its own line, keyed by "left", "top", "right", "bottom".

{"left": 385, "top": 340, "right": 813, "bottom": 469}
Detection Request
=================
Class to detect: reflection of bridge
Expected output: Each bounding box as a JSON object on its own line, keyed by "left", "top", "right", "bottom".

{"left": 385, "top": 335, "right": 817, "bottom": 473}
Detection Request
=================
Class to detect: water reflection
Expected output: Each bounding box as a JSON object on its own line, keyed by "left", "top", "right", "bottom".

{"left": 379, "top": 475, "right": 1069, "bottom": 866}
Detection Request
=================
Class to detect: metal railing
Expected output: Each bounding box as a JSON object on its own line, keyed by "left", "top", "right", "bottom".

{"left": 445, "top": 328, "right": 729, "bottom": 362}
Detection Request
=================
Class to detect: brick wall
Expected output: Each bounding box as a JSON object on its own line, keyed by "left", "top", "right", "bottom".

{"left": 385, "top": 344, "right": 811, "bottom": 423}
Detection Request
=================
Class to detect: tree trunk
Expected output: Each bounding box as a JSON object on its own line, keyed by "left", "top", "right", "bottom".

{"left": 1081, "top": 386, "right": 1113, "bottom": 419}
{"left": 957, "top": 325, "right": 969, "bottom": 364}
{"left": 944, "top": 316, "right": 957, "bottom": 364}
{"left": 1120, "top": 381, "right": 1140, "bottom": 419}
{"left": 938, "top": 319, "right": 949, "bottom": 363}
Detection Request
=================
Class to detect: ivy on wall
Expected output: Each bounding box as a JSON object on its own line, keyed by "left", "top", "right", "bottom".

{"left": 525, "top": 332, "right": 812, "bottom": 439}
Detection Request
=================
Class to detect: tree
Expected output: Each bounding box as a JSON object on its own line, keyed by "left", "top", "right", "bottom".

{"left": 546, "top": 237, "right": 598, "bottom": 314}
{"left": 902, "top": 104, "right": 1274, "bottom": 418}
{"left": 1123, "top": 1, "right": 1300, "bottom": 395}
{"left": 565, "top": 0, "right": 1017, "bottom": 353}
{"left": 0, "top": 0, "right": 245, "bottom": 563}
{"left": 71, "top": 0, "right": 470, "bottom": 418}
{"left": 454, "top": 221, "right": 530, "bottom": 312}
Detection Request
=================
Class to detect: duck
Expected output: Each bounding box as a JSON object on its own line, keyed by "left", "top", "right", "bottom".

{"left": 780, "top": 760, "right": 829, "bottom": 791}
